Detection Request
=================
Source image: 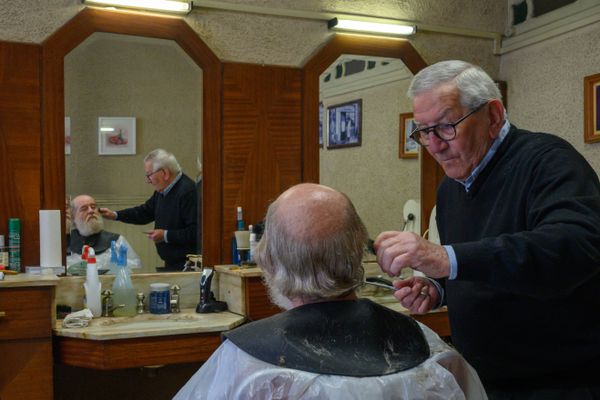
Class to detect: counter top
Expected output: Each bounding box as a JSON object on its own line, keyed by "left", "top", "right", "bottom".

{"left": 215, "top": 264, "right": 263, "bottom": 277}
{"left": 54, "top": 308, "right": 245, "bottom": 340}
{"left": 0, "top": 272, "right": 59, "bottom": 288}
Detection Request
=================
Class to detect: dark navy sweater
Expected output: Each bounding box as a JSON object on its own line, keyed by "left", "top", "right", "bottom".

{"left": 436, "top": 126, "right": 600, "bottom": 388}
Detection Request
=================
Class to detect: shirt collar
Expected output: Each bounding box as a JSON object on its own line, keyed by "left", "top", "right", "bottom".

{"left": 456, "top": 119, "right": 510, "bottom": 192}
{"left": 162, "top": 171, "right": 182, "bottom": 195}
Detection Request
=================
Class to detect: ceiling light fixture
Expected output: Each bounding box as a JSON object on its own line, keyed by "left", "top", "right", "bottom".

{"left": 328, "top": 17, "right": 416, "bottom": 37}
{"left": 82, "top": 0, "right": 193, "bottom": 15}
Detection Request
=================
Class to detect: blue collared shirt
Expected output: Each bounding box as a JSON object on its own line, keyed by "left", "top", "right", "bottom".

{"left": 444, "top": 119, "right": 511, "bottom": 280}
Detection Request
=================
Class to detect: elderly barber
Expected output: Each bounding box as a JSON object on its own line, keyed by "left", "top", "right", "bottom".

{"left": 375, "top": 60, "right": 600, "bottom": 399}
{"left": 100, "top": 149, "right": 198, "bottom": 271}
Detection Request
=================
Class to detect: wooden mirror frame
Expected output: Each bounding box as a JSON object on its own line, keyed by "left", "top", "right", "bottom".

{"left": 41, "top": 7, "right": 223, "bottom": 267}
{"left": 302, "top": 34, "right": 445, "bottom": 233}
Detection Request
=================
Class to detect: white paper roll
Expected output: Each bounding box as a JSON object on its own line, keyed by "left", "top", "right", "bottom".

{"left": 39, "top": 210, "right": 62, "bottom": 268}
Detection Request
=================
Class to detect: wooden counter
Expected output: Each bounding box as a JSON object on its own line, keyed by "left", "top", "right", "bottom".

{"left": 0, "top": 273, "right": 58, "bottom": 400}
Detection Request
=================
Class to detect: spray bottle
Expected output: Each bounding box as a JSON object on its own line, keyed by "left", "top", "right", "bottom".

{"left": 232, "top": 206, "right": 244, "bottom": 264}
{"left": 84, "top": 248, "right": 102, "bottom": 317}
{"left": 111, "top": 242, "right": 137, "bottom": 316}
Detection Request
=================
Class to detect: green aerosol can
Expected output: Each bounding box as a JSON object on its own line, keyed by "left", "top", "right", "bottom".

{"left": 8, "top": 218, "right": 20, "bottom": 272}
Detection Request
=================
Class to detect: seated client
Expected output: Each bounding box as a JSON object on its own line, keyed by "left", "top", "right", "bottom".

{"left": 67, "top": 194, "right": 141, "bottom": 272}
{"left": 175, "top": 183, "right": 486, "bottom": 399}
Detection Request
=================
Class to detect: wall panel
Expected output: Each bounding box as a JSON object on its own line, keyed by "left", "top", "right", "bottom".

{"left": 222, "top": 63, "right": 302, "bottom": 261}
{"left": 0, "top": 41, "right": 41, "bottom": 268}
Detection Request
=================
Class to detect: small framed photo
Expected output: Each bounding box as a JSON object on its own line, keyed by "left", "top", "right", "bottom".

{"left": 65, "top": 116, "right": 71, "bottom": 155}
{"left": 584, "top": 73, "right": 600, "bottom": 144}
{"left": 98, "top": 117, "right": 136, "bottom": 155}
{"left": 319, "top": 102, "right": 324, "bottom": 148}
{"left": 399, "top": 112, "right": 418, "bottom": 159}
{"left": 327, "top": 99, "right": 362, "bottom": 149}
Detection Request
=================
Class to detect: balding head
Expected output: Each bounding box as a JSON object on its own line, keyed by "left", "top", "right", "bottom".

{"left": 255, "top": 183, "right": 368, "bottom": 308}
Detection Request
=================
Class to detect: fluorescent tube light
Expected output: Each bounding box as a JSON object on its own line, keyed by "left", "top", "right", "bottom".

{"left": 82, "top": 0, "right": 193, "bottom": 15}
{"left": 328, "top": 18, "right": 416, "bottom": 37}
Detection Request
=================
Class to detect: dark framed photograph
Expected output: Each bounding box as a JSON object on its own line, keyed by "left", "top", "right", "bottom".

{"left": 327, "top": 99, "right": 362, "bottom": 149}
{"left": 319, "top": 102, "right": 324, "bottom": 148}
{"left": 399, "top": 112, "right": 418, "bottom": 159}
{"left": 584, "top": 73, "right": 600, "bottom": 144}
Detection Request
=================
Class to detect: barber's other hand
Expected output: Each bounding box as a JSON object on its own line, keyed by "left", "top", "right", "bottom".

{"left": 374, "top": 231, "right": 450, "bottom": 278}
{"left": 145, "top": 229, "right": 165, "bottom": 243}
{"left": 99, "top": 207, "right": 117, "bottom": 220}
{"left": 393, "top": 277, "right": 438, "bottom": 314}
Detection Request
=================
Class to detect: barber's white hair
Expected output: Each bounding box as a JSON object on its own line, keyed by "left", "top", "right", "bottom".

{"left": 144, "top": 148, "right": 181, "bottom": 175}
{"left": 255, "top": 189, "right": 367, "bottom": 304}
{"left": 408, "top": 60, "right": 502, "bottom": 110}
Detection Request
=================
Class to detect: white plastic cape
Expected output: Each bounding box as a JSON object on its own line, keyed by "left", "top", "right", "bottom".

{"left": 174, "top": 323, "right": 487, "bottom": 400}
{"left": 67, "top": 235, "right": 142, "bottom": 272}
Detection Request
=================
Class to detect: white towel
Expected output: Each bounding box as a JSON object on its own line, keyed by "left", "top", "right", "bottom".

{"left": 63, "top": 308, "right": 94, "bottom": 328}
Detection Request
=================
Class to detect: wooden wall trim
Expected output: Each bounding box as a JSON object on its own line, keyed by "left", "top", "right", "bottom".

{"left": 0, "top": 41, "right": 42, "bottom": 268}
{"left": 301, "top": 34, "right": 443, "bottom": 233}
{"left": 40, "top": 8, "right": 223, "bottom": 266}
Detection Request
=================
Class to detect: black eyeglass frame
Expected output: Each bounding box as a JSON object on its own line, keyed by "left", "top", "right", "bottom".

{"left": 409, "top": 101, "right": 488, "bottom": 146}
{"left": 144, "top": 169, "right": 163, "bottom": 182}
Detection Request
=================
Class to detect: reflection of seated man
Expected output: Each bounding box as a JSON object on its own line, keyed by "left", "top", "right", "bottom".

{"left": 67, "top": 195, "right": 141, "bottom": 272}
{"left": 175, "top": 183, "right": 486, "bottom": 399}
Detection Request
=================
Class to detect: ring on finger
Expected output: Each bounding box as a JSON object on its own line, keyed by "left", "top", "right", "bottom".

{"left": 419, "top": 286, "right": 429, "bottom": 296}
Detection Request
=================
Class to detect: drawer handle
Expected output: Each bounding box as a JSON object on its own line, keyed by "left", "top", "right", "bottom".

{"left": 0, "top": 311, "right": 5, "bottom": 318}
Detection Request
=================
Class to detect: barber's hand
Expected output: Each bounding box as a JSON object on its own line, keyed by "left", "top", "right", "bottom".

{"left": 99, "top": 207, "right": 117, "bottom": 220}
{"left": 374, "top": 231, "right": 450, "bottom": 279}
{"left": 145, "top": 229, "right": 165, "bottom": 243}
{"left": 393, "top": 277, "right": 439, "bottom": 314}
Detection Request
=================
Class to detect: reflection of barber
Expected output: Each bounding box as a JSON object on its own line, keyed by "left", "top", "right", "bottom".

{"left": 175, "top": 183, "right": 486, "bottom": 399}
{"left": 100, "top": 149, "right": 198, "bottom": 271}
{"left": 67, "top": 194, "right": 141, "bottom": 271}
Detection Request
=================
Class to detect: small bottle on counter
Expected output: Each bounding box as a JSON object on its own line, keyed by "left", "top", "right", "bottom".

{"left": 0, "top": 235, "right": 9, "bottom": 267}
{"left": 149, "top": 283, "right": 171, "bottom": 314}
{"left": 248, "top": 225, "right": 257, "bottom": 264}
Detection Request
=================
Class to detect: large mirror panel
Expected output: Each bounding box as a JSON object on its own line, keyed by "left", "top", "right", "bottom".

{"left": 319, "top": 55, "right": 419, "bottom": 238}
{"left": 41, "top": 7, "right": 223, "bottom": 273}
{"left": 64, "top": 32, "right": 202, "bottom": 273}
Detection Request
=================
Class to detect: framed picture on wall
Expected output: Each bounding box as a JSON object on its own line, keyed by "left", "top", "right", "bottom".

{"left": 319, "top": 102, "right": 324, "bottom": 148}
{"left": 98, "top": 117, "right": 137, "bottom": 155}
{"left": 327, "top": 99, "right": 362, "bottom": 149}
{"left": 584, "top": 73, "right": 600, "bottom": 144}
{"left": 399, "top": 112, "right": 418, "bottom": 159}
{"left": 65, "top": 116, "right": 71, "bottom": 155}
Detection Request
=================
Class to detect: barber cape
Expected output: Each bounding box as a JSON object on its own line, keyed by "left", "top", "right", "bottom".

{"left": 68, "top": 229, "right": 119, "bottom": 255}
{"left": 175, "top": 299, "right": 487, "bottom": 399}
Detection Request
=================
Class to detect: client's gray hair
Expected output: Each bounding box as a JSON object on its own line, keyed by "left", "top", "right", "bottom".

{"left": 408, "top": 60, "right": 502, "bottom": 110}
{"left": 144, "top": 148, "right": 181, "bottom": 175}
{"left": 255, "top": 184, "right": 367, "bottom": 304}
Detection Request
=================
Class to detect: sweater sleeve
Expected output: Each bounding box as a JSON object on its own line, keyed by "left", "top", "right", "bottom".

{"left": 116, "top": 194, "right": 157, "bottom": 225}
{"left": 453, "top": 142, "right": 600, "bottom": 299}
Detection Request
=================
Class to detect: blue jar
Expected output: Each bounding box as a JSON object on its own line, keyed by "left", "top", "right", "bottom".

{"left": 149, "top": 283, "right": 171, "bottom": 314}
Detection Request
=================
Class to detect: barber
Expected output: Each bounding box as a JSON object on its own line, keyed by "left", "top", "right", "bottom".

{"left": 375, "top": 60, "right": 600, "bottom": 399}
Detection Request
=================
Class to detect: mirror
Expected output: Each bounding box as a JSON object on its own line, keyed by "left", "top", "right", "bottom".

{"left": 41, "top": 8, "right": 223, "bottom": 271}
{"left": 64, "top": 32, "right": 202, "bottom": 273}
{"left": 301, "top": 35, "right": 441, "bottom": 238}
{"left": 319, "top": 55, "right": 418, "bottom": 238}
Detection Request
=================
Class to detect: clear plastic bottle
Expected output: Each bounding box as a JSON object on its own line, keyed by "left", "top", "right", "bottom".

{"left": 108, "top": 240, "right": 119, "bottom": 274}
{"left": 111, "top": 243, "right": 137, "bottom": 317}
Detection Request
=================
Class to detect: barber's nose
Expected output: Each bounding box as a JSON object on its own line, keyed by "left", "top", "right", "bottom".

{"left": 427, "top": 133, "right": 447, "bottom": 153}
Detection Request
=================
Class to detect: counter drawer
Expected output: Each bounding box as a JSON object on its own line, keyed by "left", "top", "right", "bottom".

{"left": 0, "top": 286, "right": 52, "bottom": 340}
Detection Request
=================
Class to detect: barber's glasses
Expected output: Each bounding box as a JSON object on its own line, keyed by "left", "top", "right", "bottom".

{"left": 144, "top": 169, "right": 162, "bottom": 182}
{"left": 409, "top": 102, "right": 488, "bottom": 147}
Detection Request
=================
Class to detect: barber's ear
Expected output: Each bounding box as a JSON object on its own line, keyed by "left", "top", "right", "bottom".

{"left": 487, "top": 99, "right": 505, "bottom": 138}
